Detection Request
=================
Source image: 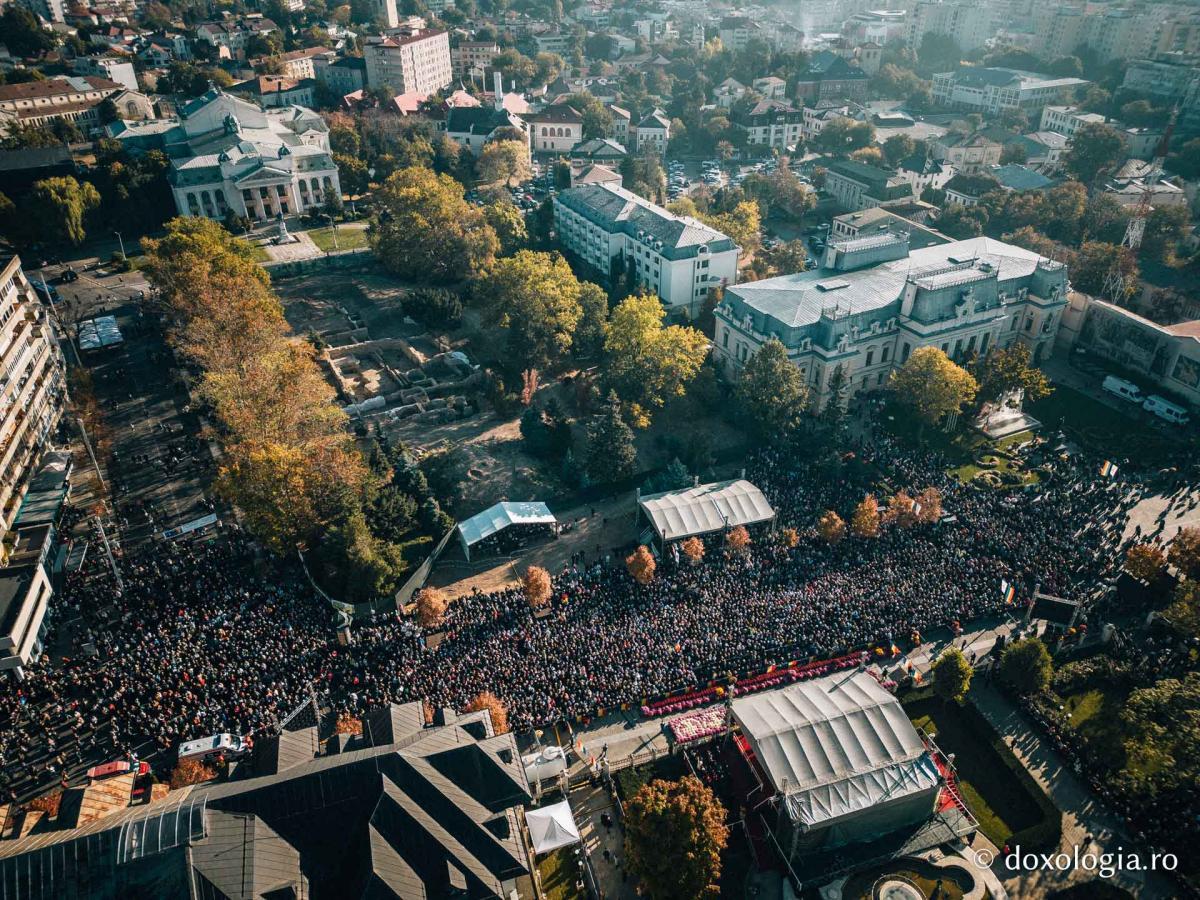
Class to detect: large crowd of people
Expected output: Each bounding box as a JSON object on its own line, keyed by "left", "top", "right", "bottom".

{"left": 0, "top": 420, "right": 1158, "bottom": 802}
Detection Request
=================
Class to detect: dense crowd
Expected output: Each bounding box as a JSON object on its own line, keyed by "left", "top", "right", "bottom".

{"left": 0, "top": 426, "right": 1157, "bottom": 799}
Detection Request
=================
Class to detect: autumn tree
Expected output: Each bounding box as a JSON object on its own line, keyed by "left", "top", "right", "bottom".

{"left": 370, "top": 167, "right": 499, "bottom": 282}
{"left": 1125, "top": 543, "right": 1166, "bottom": 582}
{"left": 523, "top": 565, "right": 553, "bottom": 607}
{"left": 781, "top": 527, "right": 800, "bottom": 548}
{"left": 475, "top": 250, "right": 583, "bottom": 370}
{"left": 735, "top": 337, "right": 808, "bottom": 440}
{"left": 971, "top": 343, "right": 1052, "bottom": 406}
{"left": 604, "top": 293, "right": 709, "bottom": 426}
{"left": 700, "top": 199, "right": 762, "bottom": 254}
{"left": 818, "top": 510, "right": 846, "bottom": 543}
{"left": 883, "top": 490, "right": 919, "bottom": 527}
{"left": 170, "top": 758, "right": 217, "bottom": 788}
{"left": 726, "top": 525, "right": 751, "bottom": 554}
{"left": 414, "top": 586, "right": 449, "bottom": 628}
{"left": 466, "top": 691, "right": 509, "bottom": 734}
{"left": 476, "top": 139, "right": 532, "bottom": 188}
{"left": 932, "top": 647, "right": 973, "bottom": 704}
{"left": 680, "top": 536, "right": 705, "bottom": 565}
{"left": 851, "top": 494, "right": 881, "bottom": 538}
{"left": 890, "top": 347, "right": 978, "bottom": 430}
{"left": 916, "top": 487, "right": 942, "bottom": 524}
{"left": 624, "top": 776, "right": 729, "bottom": 900}
{"left": 1168, "top": 526, "right": 1200, "bottom": 580}
{"left": 586, "top": 392, "right": 637, "bottom": 483}
{"left": 626, "top": 544, "right": 656, "bottom": 584}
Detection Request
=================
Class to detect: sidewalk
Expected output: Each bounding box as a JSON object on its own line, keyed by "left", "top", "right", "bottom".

{"left": 971, "top": 685, "right": 1176, "bottom": 899}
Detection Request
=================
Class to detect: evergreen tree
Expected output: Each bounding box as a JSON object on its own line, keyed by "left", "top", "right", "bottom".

{"left": 586, "top": 392, "right": 637, "bottom": 483}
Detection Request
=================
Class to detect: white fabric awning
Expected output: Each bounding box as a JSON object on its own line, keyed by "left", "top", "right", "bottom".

{"left": 77, "top": 316, "right": 124, "bottom": 351}
{"left": 456, "top": 501, "right": 556, "bottom": 548}
{"left": 732, "top": 671, "right": 940, "bottom": 830}
{"left": 639, "top": 479, "right": 775, "bottom": 542}
{"left": 526, "top": 800, "right": 581, "bottom": 855}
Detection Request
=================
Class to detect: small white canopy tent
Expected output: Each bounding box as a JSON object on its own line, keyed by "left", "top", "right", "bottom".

{"left": 456, "top": 501, "right": 556, "bottom": 560}
{"left": 639, "top": 478, "right": 775, "bottom": 544}
{"left": 526, "top": 800, "right": 581, "bottom": 855}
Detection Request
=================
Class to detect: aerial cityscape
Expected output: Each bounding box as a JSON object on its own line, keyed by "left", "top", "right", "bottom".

{"left": 0, "top": 0, "right": 1199, "bottom": 896}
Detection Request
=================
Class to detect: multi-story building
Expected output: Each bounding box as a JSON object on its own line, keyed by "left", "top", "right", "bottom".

{"left": 1038, "top": 105, "right": 1108, "bottom": 139}
{"left": 719, "top": 16, "right": 763, "bottom": 52}
{"left": 906, "top": 0, "right": 994, "bottom": 53}
{"left": 1032, "top": 7, "right": 1161, "bottom": 63}
{"left": 931, "top": 68, "right": 1089, "bottom": 116}
{"left": 230, "top": 75, "right": 317, "bottom": 109}
{"left": 70, "top": 55, "right": 138, "bottom": 92}
{"left": 314, "top": 56, "right": 367, "bottom": 97}
{"left": 1153, "top": 14, "right": 1200, "bottom": 58}
{"left": 793, "top": 52, "right": 869, "bottom": 103}
{"left": 930, "top": 131, "right": 1003, "bottom": 173}
{"left": 714, "top": 78, "right": 747, "bottom": 110}
{"left": 195, "top": 17, "right": 278, "bottom": 61}
{"left": 109, "top": 89, "right": 340, "bottom": 222}
{"left": 363, "top": 27, "right": 452, "bottom": 96}
{"left": 443, "top": 104, "right": 528, "bottom": 156}
{"left": 370, "top": 0, "right": 400, "bottom": 28}
{"left": 532, "top": 29, "right": 573, "bottom": 55}
{"left": 734, "top": 100, "right": 805, "bottom": 150}
{"left": 635, "top": 110, "right": 670, "bottom": 155}
{"left": 714, "top": 235, "right": 1068, "bottom": 407}
{"left": 0, "top": 76, "right": 151, "bottom": 137}
{"left": 752, "top": 76, "right": 787, "bottom": 101}
{"left": 250, "top": 47, "right": 332, "bottom": 81}
{"left": 844, "top": 9, "right": 908, "bottom": 46}
{"left": 529, "top": 104, "right": 583, "bottom": 153}
{"left": 0, "top": 257, "right": 67, "bottom": 679}
{"left": 16, "top": 0, "right": 66, "bottom": 23}
{"left": 554, "top": 184, "right": 740, "bottom": 313}
{"left": 451, "top": 40, "right": 499, "bottom": 79}
{"left": 823, "top": 158, "right": 914, "bottom": 212}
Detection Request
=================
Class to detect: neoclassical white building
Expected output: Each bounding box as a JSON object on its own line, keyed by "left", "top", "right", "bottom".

{"left": 109, "top": 89, "right": 341, "bottom": 221}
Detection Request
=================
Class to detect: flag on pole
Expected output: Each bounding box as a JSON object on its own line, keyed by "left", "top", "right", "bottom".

{"left": 913, "top": 670, "right": 923, "bottom": 684}
{"left": 1001, "top": 579, "right": 1016, "bottom": 606}
{"left": 1100, "top": 460, "right": 1119, "bottom": 478}
{"left": 912, "top": 500, "right": 923, "bottom": 519}
{"left": 890, "top": 643, "right": 901, "bottom": 657}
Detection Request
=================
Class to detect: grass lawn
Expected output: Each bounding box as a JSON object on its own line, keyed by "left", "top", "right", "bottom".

{"left": 250, "top": 245, "right": 271, "bottom": 263}
{"left": 306, "top": 225, "right": 368, "bottom": 252}
{"left": 537, "top": 847, "right": 586, "bottom": 900}
{"left": 1054, "top": 685, "right": 1134, "bottom": 774}
{"left": 842, "top": 859, "right": 973, "bottom": 900}
{"left": 907, "top": 699, "right": 1044, "bottom": 848}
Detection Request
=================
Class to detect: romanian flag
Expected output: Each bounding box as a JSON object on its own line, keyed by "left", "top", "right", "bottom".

{"left": 913, "top": 670, "right": 923, "bottom": 684}
{"left": 1001, "top": 579, "right": 1017, "bottom": 606}
{"left": 1100, "top": 460, "right": 1119, "bottom": 478}
{"left": 891, "top": 643, "right": 901, "bottom": 657}
{"left": 767, "top": 664, "right": 777, "bottom": 673}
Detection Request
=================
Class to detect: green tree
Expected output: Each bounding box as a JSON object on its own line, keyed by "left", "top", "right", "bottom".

{"left": 762, "top": 239, "right": 808, "bottom": 276}
{"left": 319, "top": 511, "right": 406, "bottom": 602}
{"left": 1072, "top": 241, "right": 1138, "bottom": 304}
{"left": 0, "top": 7, "right": 59, "bottom": 57}
{"left": 586, "top": 391, "right": 637, "bottom": 482}
{"left": 476, "top": 139, "right": 531, "bottom": 187}
{"left": 482, "top": 200, "right": 528, "bottom": 255}
{"left": 882, "top": 133, "right": 917, "bottom": 167}
{"left": 1063, "top": 122, "right": 1126, "bottom": 184}
{"left": 1000, "top": 638, "right": 1053, "bottom": 695}
{"left": 624, "top": 776, "right": 729, "bottom": 900}
{"left": 574, "top": 281, "right": 609, "bottom": 358}
{"left": 735, "top": 338, "right": 808, "bottom": 440}
{"left": 1141, "top": 206, "right": 1189, "bottom": 264}
{"left": 604, "top": 293, "right": 709, "bottom": 425}
{"left": 814, "top": 118, "right": 876, "bottom": 156}
{"left": 889, "top": 347, "right": 978, "bottom": 429}
{"left": 971, "top": 343, "right": 1052, "bottom": 405}
{"left": 566, "top": 92, "right": 613, "bottom": 139}
{"left": 932, "top": 647, "right": 973, "bottom": 704}
{"left": 370, "top": 167, "right": 499, "bottom": 282}
{"left": 1168, "top": 527, "right": 1200, "bottom": 580}
{"left": 475, "top": 250, "right": 583, "bottom": 370}
{"left": 28, "top": 176, "right": 100, "bottom": 247}
{"left": 333, "top": 152, "right": 368, "bottom": 195}
{"left": 700, "top": 200, "right": 761, "bottom": 254}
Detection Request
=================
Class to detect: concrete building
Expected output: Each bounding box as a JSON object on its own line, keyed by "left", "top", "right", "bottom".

{"left": 250, "top": 47, "right": 331, "bottom": 81}
{"left": 16, "top": 0, "right": 66, "bottom": 24}
{"left": 0, "top": 76, "right": 149, "bottom": 137}
{"left": 443, "top": 104, "right": 528, "bottom": 156}
{"left": 823, "top": 158, "right": 914, "bottom": 212}
{"left": 109, "top": 89, "right": 339, "bottom": 222}
{"left": 930, "top": 132, "right": 1003, "bottom": 173}
{"left": 831, "top": 207, "right": 951, "bottom": 251}
{"left": 793, "top": 51, "right": 869, "bottom": 103}
{"left": 528, "top": 104, "right": 583, "bottom": 153}
{"left": 635, "top": 109, "right": 670, "bottom": 155}
{"left": 1038, "top": 105, "right": 1109, "bottom": 139}
{"left": 370, "top": 0, "right": 400, "bottom": 28}
{"left": 554, "top": 183, "right": 739, "bottom": 314}
{"left": 713, "top": 78, "right": 747, "bottom": 110}
{"left": 932, "top": 68, "right": 1089, "bottom": 116}
{"left": 906, "top": 0, "right": 995, "bottom": 53}
{"left": 752, "top": 76, "right": 787, "bottom": 100}
{"left": 734, "top": 100, "right": 805, "bottom": 151}
{"left": 719, "top": 16, "right": 763, "bottom": 52}
{"left": 452, "top": 40, "right": 500, "bottom": 79}
{"left": 230, "top": 75, "right": 317, "bottom": 109}
{"left": 314, "top": 55, "right": 367, "bottom": 97}
{"left": 714, "top": 234, "right": 1068, "bottom": 407}
{"left": 363, "top": 27, "right": 452, "bottom": 96}
{"left": 70, "top": 56, "right": 138, "bottom": 92}
{"left": 195, "top": 17, "right": 279, "bottom": 61}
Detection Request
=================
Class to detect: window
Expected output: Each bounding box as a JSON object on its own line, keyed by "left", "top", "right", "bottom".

{"left": 877, "top": 372, "right": 885, "bottom": 385}
{"left": 941, "top": 343, "right": 949, "bottom": 354}
{"left": 980, "top": 331, "right": 990, "bottom": 353}
{"left": 1025, "top": 316, "right": 1034, "bottom": 332}
{"left": 967, "top": 335, "right": 977, "bottom": 354}
{"left": 902, "top": 342, "right": 911, "bottom": 362}
{"left": 865, "top": 348, "right": 874, "bottom": 366}
{"left": 722, "top": 330, "right": 729, "bottom": 349}
{"left": 881, "top": 345, "right": 890, "bottom": 363}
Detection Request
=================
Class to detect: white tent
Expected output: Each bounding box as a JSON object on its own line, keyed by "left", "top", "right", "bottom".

{"left": 732, "top": 671, "right": 940, "bottom": 836}
{"left": 525, "top": 800, "right": 581, "bottom": 855}
{"left": 77, "top": 316, "right": 124, "bottom": 351}
{"left": 456, "top": 501, "right": 556, "bottom": 560}
{"left": 639, "top": 479, "right": 775, "bottom": 543}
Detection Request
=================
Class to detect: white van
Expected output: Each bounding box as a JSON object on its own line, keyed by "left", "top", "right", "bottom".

{"left": 177, "top": 733, "right": 249, "bottom": 763}
{"left": 1102, "top": 375, "right": 1143, "bottom": 403}
{"left": 1143, "top": 394, "right": 1191, "bottom": 426}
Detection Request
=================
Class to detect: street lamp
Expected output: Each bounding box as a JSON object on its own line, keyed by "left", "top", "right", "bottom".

{"left": 324, "top": 214, "right": 338, "bottom": 251}
{"left": 114, "top": 231, "right": 126, "bottom": 260}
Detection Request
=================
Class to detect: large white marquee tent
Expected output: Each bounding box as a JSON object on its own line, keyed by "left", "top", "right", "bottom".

{"left": 638, "top": 479, "right": 775, "bottom": 544}
{"left": 455, "top": 501, "right": 557, "bottom": 560}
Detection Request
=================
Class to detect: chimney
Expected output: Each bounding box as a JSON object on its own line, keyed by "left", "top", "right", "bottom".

{"left": 493, "top": 72, "right": 504, "bottom": 111}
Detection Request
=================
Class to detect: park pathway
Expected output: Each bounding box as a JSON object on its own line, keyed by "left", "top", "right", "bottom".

{"left": 972, "top": 685, "right": 1177, "bottom": 899}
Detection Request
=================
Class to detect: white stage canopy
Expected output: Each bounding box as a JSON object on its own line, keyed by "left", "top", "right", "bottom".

{"left": 732, "top": 671, "right": 939, "bottom": 832}
{"left": 456, "top": 501, "right": 556, "bottom": 560}
{"left": 77, "top": 316, "right": 124, "bottom": 351}
{"left": 525, "top": 800, "right": 581, "bottom": 855}
{"left": 639, "top": 479, "right": 775, "bottom": 543}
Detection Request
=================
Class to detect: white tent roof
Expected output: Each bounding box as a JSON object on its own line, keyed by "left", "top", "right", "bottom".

{"left": 456, "top": 501, "right": 556, "bottom": 547}
{"left": 77, "top": 316, "right": 124, "bottom": 351}
{"left": 639, "top": 479, "right": 775, "bottom": 542}
{"left": 732, "top": 671, "right": 940, "bottom": 831}
{"left": 525, "top": 800, "right": 581, "bottom": 855}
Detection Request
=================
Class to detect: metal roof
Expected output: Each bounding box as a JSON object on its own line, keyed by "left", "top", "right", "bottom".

{"left": 639, "top": 479, "right": 775, "bottom": 543}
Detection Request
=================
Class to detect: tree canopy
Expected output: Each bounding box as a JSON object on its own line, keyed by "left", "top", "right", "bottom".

{"left": 624, "top": 776, "right": 728, "bottom": 900}
{"left": 890, "top": 347, "right": 978, "bottom": 427}
{"left": 475, "top": 250, "right": 583, "bottom": 370}
{"left": 735, "top": 338, "right": 808, "bottom": 440}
